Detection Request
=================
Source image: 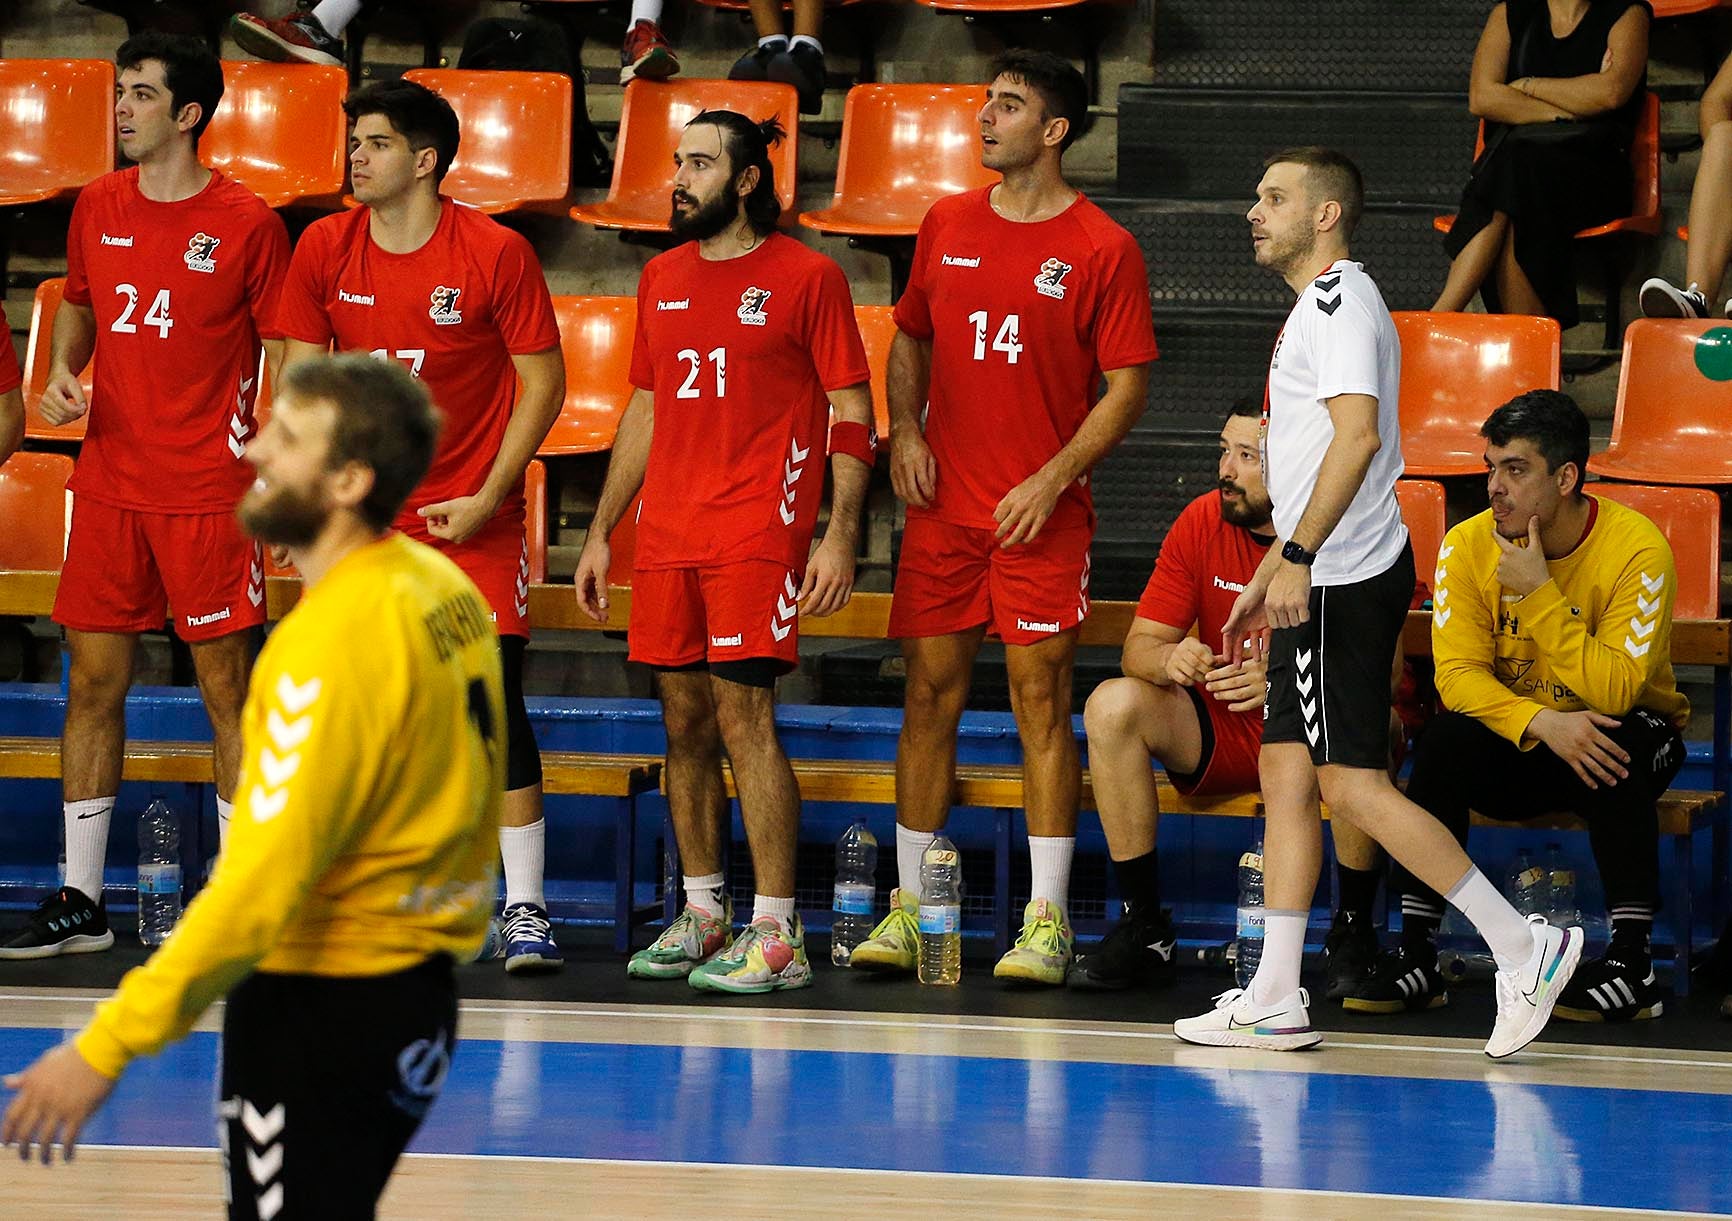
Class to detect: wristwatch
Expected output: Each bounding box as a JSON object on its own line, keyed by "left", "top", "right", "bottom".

{"left": 1281, "top": 539, "right": 1317, "bottom": 566}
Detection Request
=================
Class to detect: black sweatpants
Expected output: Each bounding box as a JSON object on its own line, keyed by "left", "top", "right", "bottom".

{"left": 220, "top": 956, "right": 458, "bottom": 1220}
{"left": 1392, "top": 709, "right": 1684, "bottom": 914}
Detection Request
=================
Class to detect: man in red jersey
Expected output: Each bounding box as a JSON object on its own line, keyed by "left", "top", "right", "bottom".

{"left": 274, "top": 79, "right": 567, "bottom": 974}
{"left": 0, "top": 325, "right": 19, "bottom": 464}
{"left": 575, "top": 110, "right": 873, "bottom": 994}
{"left": 851, "top": 51, "right": 1158, "bottom": 987}
{"left": 0, "top": 34, "right": 290, "bottom": 962}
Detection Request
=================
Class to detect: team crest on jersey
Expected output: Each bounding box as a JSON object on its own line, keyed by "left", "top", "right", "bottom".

{"left": 429, "top": 285, "right": 464, "bottom": 326}
{"left": 183, "top": 232, "right": 220, "bottom": 274}
{"left": 737, "top": 286, "right": 771, "bottom": 326}
{"left": 1034, "top": 257, "right": 1072, "bottom": 300}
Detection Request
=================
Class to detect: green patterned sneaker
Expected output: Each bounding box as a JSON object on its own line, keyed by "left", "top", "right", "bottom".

{"left": 993, "top": 898, "right": 1074, "bottom": 986}
{"left": 689, "top": 914, "right": 813, "bottom": 994}
{"left": 627, "top": 897, "right": 733, "bottom": 980}
{"left": 848, "top": 886, "right": 920, "bottom": 974}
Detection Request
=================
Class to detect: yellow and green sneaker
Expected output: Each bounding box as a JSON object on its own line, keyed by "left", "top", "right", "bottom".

{"left": 848, "top": 886, "right": 920, "bottom": 974}
{"left": 626, "top": 897, "right": 733, "bottom": 980}
{"left": 993, "top": 898, "right": 1073, "bottom": 986}
{"left": 689, "top": 914, "right": 813, "bottom": 994}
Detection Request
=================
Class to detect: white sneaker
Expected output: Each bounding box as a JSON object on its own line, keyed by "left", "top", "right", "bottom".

{"left": 1486, "top": 916, "right": 1583, "bottom": 1060}
{"left": 1638, "top": 277, "right": 1709, "bottom": 319}
{"left": 1172, "top": 986, "right": 1323, "bottom": 1051}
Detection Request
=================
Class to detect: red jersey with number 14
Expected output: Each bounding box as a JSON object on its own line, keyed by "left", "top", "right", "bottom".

{"left": 629, "top": 233, "right": 868, "bottom": 571}
{"left": 273, "top": 199, "right": 561, "bottom": 523}
{"left": 895, "top": 188, "right": 1158, "bottom": 534}
{"left": 64, "top": 168, "right": 289, "bottom": 513}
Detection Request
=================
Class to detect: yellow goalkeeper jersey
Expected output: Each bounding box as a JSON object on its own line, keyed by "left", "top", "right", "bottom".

{"left": 77, "top": 533, "right": 505, "bottom": 1079}
{"left": 1431, "top": 495, "right": 1689, "bottom": 747}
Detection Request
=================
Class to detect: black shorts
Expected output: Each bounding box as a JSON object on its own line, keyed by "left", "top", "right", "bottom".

{"left": 1263, "top": 543, "right": 1414, "bottom": 770}
{"left": 219, "top": 956, "right": 458, "bottom": 1221}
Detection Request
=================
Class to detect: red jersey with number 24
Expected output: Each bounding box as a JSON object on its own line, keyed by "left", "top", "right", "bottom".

{"left": 273, "top": 199, "right": 561, "bottom": 523}
{"left": 629, "top": 233, "right": 869, "bottom": 571}
{"left": 64, "top": 168, "right": 289, "bottom": 513}
{"left": 894, "top": 188, "right": 1158, "bottom": 534}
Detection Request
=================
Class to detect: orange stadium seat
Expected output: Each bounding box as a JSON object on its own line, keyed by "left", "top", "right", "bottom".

{"left": 525, "top": 457, "right": 549, "bottom": 584}
{"left": 1391, "top": 312, "right": 1561, "bottom": 477}
{"left": 1394, "top": 478, "right": 1447, "bottom": 583}
{"left": 201, "top": 61, "right": 348, "bottom": 209}
{"left": 800, "top": 84, "right": 998, "bottom": 238}
{"left": 23, "top": 279, "right": 92, "bottom": 442}
{"left": 402, "top": 69, "right": 573, "bottom": 214}
{"left": 852, "top": 304, "right": 896, "bottom": 444}
{"left": 1588, "top": 319, "right": 1732, "bottom": 485}
{"left": 570, "top": 79, "right": 799, "bottom": 233}
{"left": 542, "top": 296, "right": 637, "bottom": 455}
{"left": 912, "top": 0, "right": 1088, "bottom": 11}
{"left": 0, "top": 451, "right": 73, "bottom": 572}
{"left": 0, "top": 59, "right": 115, "bottom": 208}
{"left": 1649, "top": 0, "right": 1729, "bottom": 15}
{"left": 1588, "top": 482, "right": 1721, "bottom": 618}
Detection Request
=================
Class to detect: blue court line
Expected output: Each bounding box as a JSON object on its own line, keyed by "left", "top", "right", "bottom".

{"left": 1, "top": 1026, "right": 1727, "bottom": 1215}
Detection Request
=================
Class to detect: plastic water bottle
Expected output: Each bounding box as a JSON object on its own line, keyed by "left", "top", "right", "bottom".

{"left": 1235, "top": 839, "right": 1265, "bottom": 990}
{"left": 1544, "top": 843, "right": 1578, "bottom": 928}
{"left": 831, "top": 822, "right": 878, "bottom": 966}
{"left": 917, "top": 836, "right": 962, "bottom": 986}
{"left": 1506, "top": 850, "right": 1549, "bottom": 917}
{"left": 137, "top": 800, "right": 182, "bottom": 947}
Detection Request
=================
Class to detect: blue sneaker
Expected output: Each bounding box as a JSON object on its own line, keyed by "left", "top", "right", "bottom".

{"left": 501, "top": 902, "right": 563, "bottom": 974}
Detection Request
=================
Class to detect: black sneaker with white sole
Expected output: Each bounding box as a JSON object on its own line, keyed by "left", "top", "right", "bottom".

{"left": 1554, "top": 949, "right": 1664, "bottom": 1022}
{"left": 1341, "top": 945, "right": 1449, "bottom": 1014}
{"left": 1070, "top": 908, "right": 1176, "bottom": 990}
{"left": 1322, "top": 909, "right": 1380, "bottom": 1001}
{"left": 0, "top": 887, "right": 115, "bottom": 960}
{"left": 1639, "top": 277, "right": 1710, "bottom": 319}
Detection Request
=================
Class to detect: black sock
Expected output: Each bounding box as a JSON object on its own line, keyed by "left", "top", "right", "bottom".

{"left": 1399, "top": 894, "right": 1444, "bottom": 957}
{"left": 1112, "top": 849, "right": 1160, "bottom": 925}
{"left": 1336, "top": 863, "right": 1381, "bottom": 925}
{"left": 1609, "top": 904, "right": 1654, "bottom": 967}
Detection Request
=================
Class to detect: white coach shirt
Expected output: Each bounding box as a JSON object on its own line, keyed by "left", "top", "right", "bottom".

{"left": 1263, "top": 258, "right": 1408, "bottom": 587}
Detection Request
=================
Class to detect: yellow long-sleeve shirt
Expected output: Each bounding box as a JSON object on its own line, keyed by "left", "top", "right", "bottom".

{"left": 77, "top": 533, "right": 505, "bottom": 1079}
{"left": 1431, "top": 496, "right": 1689, "bottom": 747}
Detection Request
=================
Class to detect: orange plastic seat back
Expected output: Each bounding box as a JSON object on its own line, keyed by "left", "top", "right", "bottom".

{"left": 1576, "top": 92, "right": 1661, "bottom": 238}
{"left": 23, "top": 279, "right": 93, "bottom": 441}
{"left": 0, "top": 59, "right": 115, "bottom": 207}
{"left": 525, "top": 457, "right": 549, "bottom": 584}
{"left": 1394, "top": 479, "right": 1447, "bottom": 594}
{"left": 403, "top": 69, "right": 573, "bottom": 213}
{"left": 802, "top": 84, "right": 998, "bottom": 236}
{"left": 1589, "top": 319, "right": 1732, "bottom": 485}
{"left": 853, "top": 305, "right": 896, "bottom": 443}
{"left": 1392, "top": 312, "right": 1560, "bottom": 476}
{"left": 0, "top": 452, "right": 74, "bottom": 571}
{"left": 201, "top": 61, "right": 347, "bottom": 209}
{"left": 1588, "top": 483, "right": 1721, "bottom": 619}
{"left": 542, "top": 296, "right": 638, "bottom": 455}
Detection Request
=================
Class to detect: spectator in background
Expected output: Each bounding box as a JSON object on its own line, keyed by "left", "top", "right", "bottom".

{"left": 727, "top": 0, "right": 826, "bottom": 116}
{"left": 0, "top": 332, "right": 19, "bottom": 465}
{"left": 232, "top": 1, "right": 362, "bottom": 65}
{"left": 1641, "top": 52, "right": 1732, "bottom": 318}
{"left": 1432, "top": 0, "right": 1651, "bottom": 329}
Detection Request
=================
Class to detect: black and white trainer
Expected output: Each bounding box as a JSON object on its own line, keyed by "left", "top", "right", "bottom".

{"left": 1555, "top": 949, "right": 1664, "bottom": 1022}
{"left": 1071, "top": 908, "right": 1177, "bottom": 991}
{"left": 1322, "top": 909, "right": 1380, "bottom": 1001}
{"left": 0, "top": 887, "right": 115, "bottom": 960}
{"left": 1341, "top": 945, "right": 1449, "bottom": 1014}
{"left": 1639, "top": 277, "right": 1710, "bottom": 320}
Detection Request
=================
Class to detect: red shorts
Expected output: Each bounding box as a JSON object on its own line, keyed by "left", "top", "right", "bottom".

{"left": 889, "top": 515, "right": 1092, "bottom": 646}
{"left": 1170, "top": 683, "right": 1264, "bottom": 797}
{"left": 402, "top": 509, "right": 528, "bottom": 637}
{"left": 53, "top": 499, "right": 264, "bottom": 642}
{"left": 629, "top": 560, "right": 801, "bottom": 670}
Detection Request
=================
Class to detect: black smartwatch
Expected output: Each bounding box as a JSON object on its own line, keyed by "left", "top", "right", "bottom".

{"left": 1281, "top": 539, "right": 1317, "bottom": 566}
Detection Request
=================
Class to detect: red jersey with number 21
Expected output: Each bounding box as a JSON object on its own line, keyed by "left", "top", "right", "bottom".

{"left": 894, "top": 188, "right": 1158, "bottom": 534}
{"left": 273, "top": 199, "right": 561, "bottom": 523}
{"left": 630, "top": 233, "right": 868, "bottom": 571}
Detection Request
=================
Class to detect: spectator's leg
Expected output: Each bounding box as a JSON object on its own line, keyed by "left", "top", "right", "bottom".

{"left": 1689, "top": 60, "right": 1732, "bottom": 303}
{"left": 1433, "top": 212, "right": 1510, "bottom": 311}
{"left": 308, "top": 0, "right": 364, "bottom": 38}
{"left": 1492, "top": 221, "right": 1546, "bottom": 315}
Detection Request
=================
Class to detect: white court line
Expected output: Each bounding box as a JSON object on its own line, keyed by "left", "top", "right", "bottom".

{"left": 71, "top": 1144, "right": 1728, "bottom": 1219}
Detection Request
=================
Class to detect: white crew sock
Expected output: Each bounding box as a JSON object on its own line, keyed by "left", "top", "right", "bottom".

{"left": 758, "top": 34, "right": 790, "bottom": 50}
{"left": 216, "top": 796, "right": 233, "bottom": 851}
{"left": 1446, "top": 865, "right": 1536, "bottom": 971}
{"left": 1248, "top": 909, "right": 1308, "bottom": 1005}
{"left": 63, "top": 797, "right": 114, "bottom": 903}
{"left": 1028, "top": 835, "right": 1075, "bottom": 911}
{"left": 790, "top": 34, "right": 823, "bottom": 55}
{"left": 499, "top": 820, "right": 546, "bottom": 910}
{"left": 684, "top": 871, "right": 726, "bottom": 917}
{"left": 309, "top": 0, "right": 362, "bottom": 35}
{"left": 753, "top": 893, "right": 795, "bottom": 932}
{"left": 628, "top": 0, "right": 663, "bottom": 27}
{"left": 895, "top": 824, "right": 936, "bottom": 902}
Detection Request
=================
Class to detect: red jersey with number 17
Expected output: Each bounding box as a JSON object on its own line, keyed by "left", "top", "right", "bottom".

{"left": 895, "top": 187, "right": 1158, "bottom": 534}
{"left": 629, "top": 233, "right": 869, "bottom": 571}
{"left": 273, "top": 199, "right": 561, "bottom": 523}
{"left": 64, "top": 168, "right": 290, "bottom": 513}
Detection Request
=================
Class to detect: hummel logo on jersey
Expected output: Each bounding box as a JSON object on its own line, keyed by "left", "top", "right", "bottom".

{"left": 941, "top": 254, "right": 980, "bottom": 268}
{"left": 186, "top": 607, "right": 232, "bottom": 628}
{"left": 657, "top": 298, "right": 690, "bottom": 311}
{"left": 1212, "top": 575, "right": 1247, "bottom": 593}
{"left": 710, "top": 633, "right": 743, "bottom": 648}
{"left": 1034, "top": 257, "right": 1073, "bottom": 300}
{"left": 1314, "top": 273, "right": 1343, "bottom": 315}
{"left": 429, "top": 285, "right": 464, "bottom": 326}
{"left": 738, "top": 286, "right": 771, "bottom": 326}
{"left": 339, "top": 289, "right": 376, "bottom": 306}
{"left": 100, "top": 233, "right": 134, "bottom": 247}
{"left": 184, "top": 232, "right": 220, "bottom": 274}
{"left": 1016, "top": 617, "right": 1060, "bottom": 634}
